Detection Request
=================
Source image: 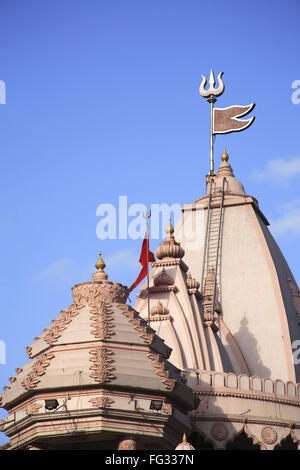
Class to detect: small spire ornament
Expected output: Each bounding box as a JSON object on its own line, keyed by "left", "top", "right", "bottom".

{"left": 166, "top": 218, "right": 174, "bottom": 237}
{"left": 93, "top": 252, "right": 108, "bottom": 281}
{"left": 221, "top": 147, "right": 229, "bottom": 162}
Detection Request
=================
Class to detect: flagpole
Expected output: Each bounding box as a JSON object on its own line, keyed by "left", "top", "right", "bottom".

{"left": 208, "top": 96, "right": 216, "bottom": 175}
{"left": 143, "top": 209, "right": 151, "bottom": 325}
{"left": 146, "top": 211, "right": 150, "bottom": 325}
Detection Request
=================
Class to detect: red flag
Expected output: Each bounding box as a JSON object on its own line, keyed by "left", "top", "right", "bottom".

{"left": 129, "top": 228, "right": 155, "bottom": 292}
{"left": 213, "top": 103, "right": 255, "bottom": 135}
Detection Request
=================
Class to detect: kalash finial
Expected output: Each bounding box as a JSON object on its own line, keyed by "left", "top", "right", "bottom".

{"left": 174, "top": 433, "right": 195, "bottom": 450}
{"left": 165, "top": 217, "right": 174, "bottom": 238}
{"left": 93, "top": 252, "right": 108, "bottom": 281}
{"left": 221, "top": 147, "right": 229, "bottom": 162}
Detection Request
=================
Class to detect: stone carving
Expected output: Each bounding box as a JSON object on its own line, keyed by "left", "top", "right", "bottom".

{"left": 162, "top": 403, "right": 173, "bottom": 415}
{"left": 186, "top": 271, "right": 200, "bottom": 291}
{"left": 72, "top": 280, "right": 128, "bottom": 306}
{"left": 90, "top": 301, "right": 115, "bottom": 340}
{"left": 118, "top": 304, "right": 155, "bottom": 346}
{"left": 26, "top": 402, "right": 43, "bottom": 415}
{"left": 153, "top": 268, "right": 174, "bottom": 287}
{"left": 118, "top": 437, "right": 137, "bottom": 450}
{"left": 211, "top": 422, "right": 228, "bottom": 441}
{"left": 0, "top": 419, "right": 6, "bottom": 431}
{"left": 89, "top": 347, "right": 115, "bottom": 384}
{"left": 26, "top": 346, "right": 33, "bottom": 359}
{"left": 150, "top": 314, "right": 171, "bottom": 322}
{"left": 21, "top": 352, "right": 55, "bottom": 391}
{"left": 89, "top": 396, "right": 115, "bottom": 409}
{"left": 15, "top": 368, "right": 23, "bottom": 374}
{"left": 44, "top": 305, "right": 81, "bottom": 345}
{"left": 147, "top": 353, "right": 176, "bottom": 392}
{"left": 261, "top": 426, "right": 278, "bottom": 445}
{"left": 155, "top": 228, "right": 185, "bottom": 260}
{"left": 150, "top": 301, "right": 169, "bottom": 317}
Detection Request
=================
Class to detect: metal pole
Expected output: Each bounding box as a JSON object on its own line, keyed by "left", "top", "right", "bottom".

{"left": 143, "top": 209, "right": 151, "bottom": 325}
{"left": 208, "top": 95, "right": 216, "bottom": 175}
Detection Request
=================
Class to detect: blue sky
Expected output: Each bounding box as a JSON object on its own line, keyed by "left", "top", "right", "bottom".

{"left": 0, "top": 0, "right": 300, "bottom": 444}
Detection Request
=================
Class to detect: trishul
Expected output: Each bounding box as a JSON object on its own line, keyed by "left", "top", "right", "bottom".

{"left": 199, "top": 70, "right": 225, "bottom": 174}
{"left": 199, "top": 70, "right": 224, "bottom": 100}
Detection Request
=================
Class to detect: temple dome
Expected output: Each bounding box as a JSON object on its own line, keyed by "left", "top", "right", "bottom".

{"left": 209, "top": 148, "right": 246, "bottom": 196}
{"left": 175, "top": 434, "right": 195, "bottom": 450}
{"left": 155, "top": 219, "right": 185, "bottom": 260}
{"left": 0, "top": 253, "right": 198, "bottom": 450}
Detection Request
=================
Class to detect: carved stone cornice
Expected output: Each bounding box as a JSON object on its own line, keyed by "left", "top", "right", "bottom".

{"left": 89, "top": 347, "right": 115, "bottom": 384}
{"left": 90, "top": 301, "right": 115, "bottom": 340}
{"left": 148, "top": 285, "right": 177, "bottom": 295}
{"left": 72, "top": 280, "right": 128, "bottom": 306}
{"left": 21, "top": 352, "right": 55, "bottom": 391}
{"left": 44, "top": 304, "right": 81, "bottom": 346}
{"left": 150, "top": 315, "right": 172, "bottom": 322}
{"left": 151, "top": 259, "right": 189, "bottom": 272}
{"left": 195, "top": 390, "right": 300, "bottom": 408}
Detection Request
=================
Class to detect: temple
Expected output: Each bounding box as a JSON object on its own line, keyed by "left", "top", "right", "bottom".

{"left": 1, "top": 132, "right": 300, "bottom": 450}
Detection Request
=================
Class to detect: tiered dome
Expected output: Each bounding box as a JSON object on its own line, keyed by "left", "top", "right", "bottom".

{"left": 209, "top": 148, "right": 246, "bottom": 196}
{"left": 0, "top": 253, "right": 199, "bottom": 450}
{"left": 155, "top": 219, "right": 185, "bottom": 260}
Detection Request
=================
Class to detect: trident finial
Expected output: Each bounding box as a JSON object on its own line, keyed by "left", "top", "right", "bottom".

{"left": 199, "top": 69, "right": 225, "bottom": 175}
{"left": 199, "top": 70, "right": 224, "bottom": 99}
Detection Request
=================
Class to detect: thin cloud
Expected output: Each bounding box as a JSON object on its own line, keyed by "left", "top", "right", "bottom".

{"left": 33, "top": 257, "right": 76, "bottom": 284}
{"left": 105, "top": 250, "right": 139, "bottom": 269}
{"left": 270, "top": 200, "right": 300, "bottom": 237}
{"left": 251, "top": 156, "right": 300, "bottom": 187}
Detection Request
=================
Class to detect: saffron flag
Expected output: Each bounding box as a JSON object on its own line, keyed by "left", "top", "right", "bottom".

{"left": 213, "top": 103, "right": 255, "bottom": 135}
{"left": 129, "top": 229, "right": 155, "bottom": 292}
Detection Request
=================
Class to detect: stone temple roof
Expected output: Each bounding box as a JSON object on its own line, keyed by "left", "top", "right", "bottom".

{"left": 0, "top": 257, "right": 197, "bottom": 414}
